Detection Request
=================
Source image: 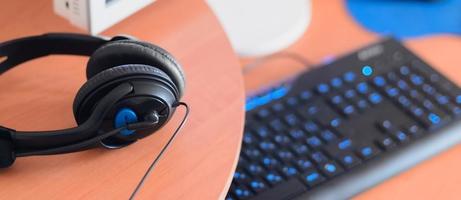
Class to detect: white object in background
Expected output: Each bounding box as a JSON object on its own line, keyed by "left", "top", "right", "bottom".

{"left": 206, "top": 0, "right": 311, "bottom": 57}
{"left": 53, "top": 0, "right": 155, "bottom": 35}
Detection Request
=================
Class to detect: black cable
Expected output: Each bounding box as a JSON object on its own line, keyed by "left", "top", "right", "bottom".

{"left": 129, "top": 102, "right": 190, "bottom": 200}
{"left": 242, "top": 51, "right": 314, "bottom": 74}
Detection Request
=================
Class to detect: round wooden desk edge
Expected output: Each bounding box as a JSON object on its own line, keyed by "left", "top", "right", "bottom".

{"left": 0, "top": 0, "right": 244, "bottom": 200}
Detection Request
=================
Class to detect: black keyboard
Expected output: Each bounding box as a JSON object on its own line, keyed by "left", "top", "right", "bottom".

{"left": 226, "top": 38, "right": 461, "bottom": 200}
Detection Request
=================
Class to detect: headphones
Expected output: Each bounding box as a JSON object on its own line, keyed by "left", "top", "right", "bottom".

{"left": 0, "top": 33, "right": 186, "bottom": 168}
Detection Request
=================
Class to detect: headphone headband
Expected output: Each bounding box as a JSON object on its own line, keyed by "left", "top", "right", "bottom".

{"left": 0, "top": 33, "right": 108, "bottom": 75}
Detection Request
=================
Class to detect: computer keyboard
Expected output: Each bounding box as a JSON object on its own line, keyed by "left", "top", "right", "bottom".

{"left": 226, "top": 38, "right": 461, "bottom": 200}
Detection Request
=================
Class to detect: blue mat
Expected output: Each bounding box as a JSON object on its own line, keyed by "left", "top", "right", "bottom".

{"left": 346, "top": 0, "right": 461, "bottom": 38}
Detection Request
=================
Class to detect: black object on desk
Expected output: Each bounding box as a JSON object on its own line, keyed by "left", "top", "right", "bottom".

{"left": 227, "top": 38, "right": 461, "bottom": 200}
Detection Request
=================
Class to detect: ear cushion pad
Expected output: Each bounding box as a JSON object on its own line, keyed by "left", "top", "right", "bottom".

{"left": 73, "top": 64, "right": 174, "bottom": 124}
{"left": 86, "top": 40, "right": 185, "bottom": 98}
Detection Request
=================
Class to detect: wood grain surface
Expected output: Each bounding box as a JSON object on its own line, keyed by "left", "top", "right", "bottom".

{"left": 0, "top": 0, "right": 244, "bottom": 199}
{"left": 243, "top": 1, "right": 461, "bottom": 199}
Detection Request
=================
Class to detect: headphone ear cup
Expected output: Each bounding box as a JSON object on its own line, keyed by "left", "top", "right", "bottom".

{"left": 86, "top": 40, "right": 185, "bottom": 98}
{"left": 73, "top": 64, "right": 175, "bottom": 125}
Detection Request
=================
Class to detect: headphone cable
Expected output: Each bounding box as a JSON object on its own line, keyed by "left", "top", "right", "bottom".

{"left": 129, "top": 102, "right": 190, "bottom": 200}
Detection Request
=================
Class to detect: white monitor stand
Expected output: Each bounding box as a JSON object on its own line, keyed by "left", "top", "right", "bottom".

{"left": 207, "top": 0, "right": 311, "bottom": 57}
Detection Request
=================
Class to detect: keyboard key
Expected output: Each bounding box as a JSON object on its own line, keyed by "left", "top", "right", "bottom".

{"left": 331, "top": 95, "right": 344, "bottom": 105}
{"left": 274, "top": 134, "right": 292, "bottom": 147}
{"left": 376, "top": 137, "right": 396, "bottom": 150}
{"left": 406, "top": 124, "right": 424, "bottom": 137}
{"left": 337, "top": 153, "right": 361, "bottom": 169}
{"left": 399, "top": 66, "right": 410, "bottom": 76}
{"left": 357, "top": 145, "right": 380, "bottom": 160}
{"left": 249, "top": 179, "right": 267, "bottom": 193}
{"left": 256, "top": 108, "right": 271, "bottom": 119}
{"left": 261, "top": 156, "right": 280, "bottom": 169}
{"left": 281, "top": 166, "right": 299, "bottom": 177}
{"left": 277, "top": 150, "right": 295, "bottom": 162}
{"left": 284, "top": 113, "right": 299, "bottom": 126}
{"left": 410, "top": 74, "right": 424, "bottom": 85}
{"left": 385, "top": 86, "right": 400, "bottom": 97}
{"left": 299, "top": 90, "right": 313, "bottom": 101}
{"left": 320, "top": 162, "right": 343, "bottom": 177}
{"left": 356, "top": 82, "right": 369, "bottom": 94}
{"left": 344, "top": 89, "right": 357, "bottom": 99}
{"left": 338, "top": 138, "right": 352, "bottom": 150}
{"left": 316, "top": 83, "right": 330, "bottom": 94}
{"left": 269, "top": 119, "right": 285, "bottom": 131}
{"left": 306, "top": 136, "right": 323, "bottom": 148}
{"left": 286, "top": 96, "right": 299, "bottom": 107}
{"left": 296, "top": 158, "right": 314, "bottom": 171}
{"left": 392, "top": 131, "right": 409, "bottom": 143}
{"left": 368, "top": 92, "right": 383, "bottom": 104}
{"left": 303, "top": 121, "right": 320, "bottom": 133}
{"left": 343, "top": 71, "right": 357, "bottom": 83}
{"left": 310, "top": 151, "right": 328, "bottom": 164}
{"left": 396, "top": 80, "right": 410, "bottom": 91}
{"left": 331, "top": 77, "right": 344, "bottom": 88}
{"left": 255, "top": 126, "right": 271, "bottom": 138}
{"left": 342, "top": 104, "right": 357, "bottom": 116}
{"left": 259, "top": 141, "right": 276, "bottom": 152}
{"left": 320, "top": 129, "right": 337, "bottom": 142}
{"left": 231, "top": 186, "right": 253, "bottom": 199}
{"left": 233, "top": 170, "right": 250, "bottom": 183}
{"left": 373, "top": 76, "right": 387, "bottom": 87}
{"left": 289, "top": 129, "right": 306, "bottom": 140}
{"left": 247, "top": 163, "right": 265, "bottom": 176}
{"left": 271, "top": 102, "right": 285, "bottom": 112}
{"left": 244, "top": 148, "right": 262, "bottom": 160}
{"left": 243, "top": 132, "right": 256, "bottom": 146}
{"left": 291, "top": 143, "right": 310, "bottom": 156}
{"left": 264, "top": 171, "right": 284, "bottom": 186}
{"left": 302, "top": 170, "right": 326, "bottom": 187}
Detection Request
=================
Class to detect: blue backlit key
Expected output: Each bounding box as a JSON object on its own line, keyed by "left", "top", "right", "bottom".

{"left": 259, "top": 141, "right": 276, "bottom": 152}
{"left": 289, "top": 129, "right": 306, "bottom": 140}
{"left": 232, "top": 186, "right": 253, "bottom": 199}
{"left": 377, "top": 137, "right": 396, "bottom": 150}
{"left": 296, "top": 158, "right": 314, "bottom": 171}
{"left": 410, "top": 74, "right": 424, "bottom": 85}
{"left": 357, "top": 146, "right": 380, "bottom": 160}
{"left": 291, "top": 143, "right": 310, "bottom": 156}
{"left": 249, "top": 179, "right": 267, "bottom": 192}
{"left": 373, "top": 76, "right": 387, "bottom": 87}
{"left": 368, "top": 92, "right": 383, "bottom": 104}
{"left": 320, "top": 129, "right": 337, "bottom": 142}
{"left": 343, "top": 71, "right": 357, "bottom": 83}
{"left": 304, "top": 121, "right": 320, "bottom": 133}
{"left": 302, "top": 170, "right": 325, "bottom": 187}
{"left": 317, "top": 83, "right": 330, "bottom": 94}
{"left": 310, "top": 151, "right": 328, "bottom": 164}
{"left": 281, "top": 166, "right": 299, "bottom": 177}
{"left": 233, "top": 170, "right": 250, "bottom": 182}
{"left": 331, "top": 77, "right": 343, "bottom": 88}
{"left": 306, "top": 136, "right": 323, "bottom": 148}
{"left": 338, "top": 138, "right": 352, "bottom": 150}
{"left": 274, "top": 134, "right": 292, "bottom": 146}
{"left": 399, "top": 66, "right": 410, "bottom": 76}
{"left": 261, "top": 156, "right": 279, "bottom": 169}
{"left": 393, "top": 131, "right": 409, "bottom": 143}
{"left": 321, "top": 162, "right": 343, "bottom": 177}
{"left": 397, "top": 80, "right": 410, "bottom": 91}
{"left": 265, "top": 171, "right": 284, "bottom": 186}
{"left": 277, "top": 150, "right": 295, "bottom": 162}
{"left": 356, "top": 82, "right": 369, "bottom": 94}
{"left": 337, "top": 153, "right": 361, "bottom": 169}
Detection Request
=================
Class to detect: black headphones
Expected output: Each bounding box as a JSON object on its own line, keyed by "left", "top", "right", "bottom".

{"left": 0, "top": 33, "right": 186, "bottom": 168}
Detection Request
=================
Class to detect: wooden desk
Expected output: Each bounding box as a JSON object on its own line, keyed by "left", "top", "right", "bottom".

{"left": 0, "top": 0, "right": 244, "bottom": 199}
{"left": 244, "top": 1, "right": 461, "bottom": 199}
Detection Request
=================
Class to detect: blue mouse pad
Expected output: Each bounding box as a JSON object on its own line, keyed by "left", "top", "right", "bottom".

{"left": 346, "top": 0, "right": 461, "bottom": 38}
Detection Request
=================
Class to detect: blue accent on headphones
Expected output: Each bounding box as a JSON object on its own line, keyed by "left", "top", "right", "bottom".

{"left": 114, "top": 108, "right": 138, "bottom": 136}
